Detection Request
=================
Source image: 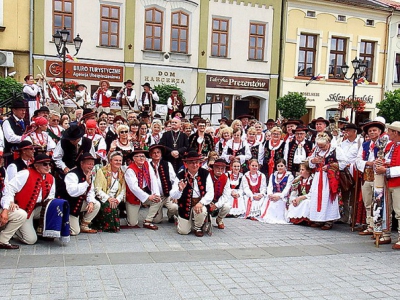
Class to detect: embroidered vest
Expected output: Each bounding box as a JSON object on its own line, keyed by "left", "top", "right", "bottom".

{"left": 60, "top": 137, "right": 92, "bottom": 169}
{"left": 14, "top": 168, "right": 53, "bottom": 218}
{"left": 63, "top": 167, "right": 91, "bottom": 217}
{"left": 176, "top": 168, "right": 208, "bottom": 220}
{"left": 3, "top": 115, "right": 24, "bottom": 154}
{"left": 287, "top": 140, "right": 313, "bottom": 173}
{"left": 150, "top": 160, "right": 172, "bottom": 196}
{"left": 245, "top": 173, "right": 262, "bottom": 194}
{"left": 210, "top": 171, "right": 228, "bottom": 203}
{"left": 126, "top": 161, "right": 152, "bottom": 205}
{"left": 272, "top": 173, "right": 289, "bottom": 193}
{"left": 98, "top": 90, "right": 111, "bottom": 107}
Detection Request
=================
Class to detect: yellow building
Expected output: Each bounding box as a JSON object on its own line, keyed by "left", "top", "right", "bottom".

{"left": 280, "top": 0, "right": 391, "bottom": 124}
{"left": 0, "top": 0, "right": 30, "bottom": 82}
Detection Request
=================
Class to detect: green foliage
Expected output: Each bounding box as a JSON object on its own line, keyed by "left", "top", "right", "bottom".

{"left": 276, "top": 92, "right": 308, "bottom": 119}
{"left": 0, "top": 77, "right": 24, "bottom": 107}
{"left": 153, "top": 84, "right": 186, "bottom": 105}
{"left": 376, "top": 89, "right": 400, "bottom": 124}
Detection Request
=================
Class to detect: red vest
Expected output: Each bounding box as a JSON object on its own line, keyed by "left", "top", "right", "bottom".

{"left": 51, "top": 85, "right": 62, "bottom": 104}
{"left": 388, "top": 143, "right": 400, "bottom": 188}
{"left": 126, "top": 161, "right": 151, "bottom": 205}
{"left": 98, "top": 90, "right": 111, "bottom": 107}
{"left": 14, "top": 168, "right": 54, "bottom": 218}
{"left": 210, "top": 171, "right": 228, "bottom": 203}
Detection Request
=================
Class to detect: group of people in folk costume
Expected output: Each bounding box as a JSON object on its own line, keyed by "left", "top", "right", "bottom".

{"left": 0, "top": 75, "right": 400, "bottom": 251}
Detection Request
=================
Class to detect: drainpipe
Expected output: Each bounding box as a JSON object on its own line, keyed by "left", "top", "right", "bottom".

{"left": 381, "top": 9, "right": 393, "bottom": 103}
{"left": 29, "top": 0, "right": 34, "bottom": 74}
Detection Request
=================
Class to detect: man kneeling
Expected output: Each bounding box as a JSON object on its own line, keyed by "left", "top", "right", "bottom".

{"left": 0, "top": 154, "right": 55, "bottom": 246}
{"left": 63, "top": 152, "right": 100, "bottom": 235}
{"left": 170, "top": 151, "right": 214, "bottom": 237}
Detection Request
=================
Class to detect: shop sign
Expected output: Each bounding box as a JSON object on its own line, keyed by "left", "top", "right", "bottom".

{"left": 46, "top": 61, "right": 124, "bottom": 82}
{"left": 207, "top": 75, "right": 269, "bottom": 91}
{"left": 326, "top": 93, "right": 373, "bottom": 103}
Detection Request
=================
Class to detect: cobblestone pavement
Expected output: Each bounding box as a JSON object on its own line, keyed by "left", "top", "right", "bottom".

{"left": 1, "top": 210, "right": 400, "bottom": 299}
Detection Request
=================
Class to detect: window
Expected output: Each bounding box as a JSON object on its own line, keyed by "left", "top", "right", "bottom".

{"left": 211, "top": 18, "right": 229, "bottom": 57}
{"left": 398, "top": 24, "right": 400, "bottom": 36}
{"left": 145, "top": 8, "right": 163, "bottom": 51}
{"left": 366, "top": 19, "right": 374, "bottom": 26}
{"left": 337, "top": 15, "right": 346, "bottom": 22}
{"left": 360, "top": 40, "right": 375, "bottom": 81}
{"left": 100, "top": 5, "right": 120, "bottom": 47}
{"left": 395, "top": 54, "right": 400, "bottom": 83}
{"left": 329, "top": 37, "right": 347, "bottom": 79}
{"left": 298, "top": 34, "right": 317, "bottom": 76}
{"left": 249, "top": 23, "right": 265, "bottom": 60}
{"left": 53, "top": 0, "right": 74, "bottom": 41}
{"left": 306, "top": 11, "right": 316, "bottom": 18}
{"left": 171, "top": 11, "right": 189, "bottom": 53}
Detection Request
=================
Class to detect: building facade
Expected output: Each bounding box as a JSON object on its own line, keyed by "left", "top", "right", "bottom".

{"left": 281, "top": 0, "right": 391, "bottom": 124}
{"left": 0, "top": 0, "right": 30, "bottom": 82}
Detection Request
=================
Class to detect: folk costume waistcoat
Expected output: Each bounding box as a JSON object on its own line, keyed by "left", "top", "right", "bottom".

{"left": 362, "top": 140, "right": 379, "bottom": 182}
{"left": 210, "top": 171, "right": 228, "bottom": 203}
{"left": 126, "top": 161, "right": 152, "bottom": 205}
{"left": 189, "top": 132, "right": 214, "bottom": 156}
{"left": 272, "top": 173, "right": 289, "bottom": 193}
{"left": 3, "top": 115, "right": 24, "bottom": 154}
{"left": 176, "top": 168, "right": 208, "bottom": 220}
{"left": 245, "top": 173, "right": 262, "bottom": 194}
{"left": 98, "top": 90, "right": 111, "bottom": 107}
{"left": 51, "top": 85, "right": 62, "bottom": 104}
{"left": 12, "top": 157, "right": 29, "bottom": 173}
{"left": 287, "top": 140, "right": 313, "bottom": 174}
{"left": 64, "top": 167, "right": 91, "bottom": 217}
{"left": 61, "top": 137, "right": 92, "bottom": 169}
{"left": 150, "top": 160, "right": 172, "bottom": 196}
{"left": 14, "top": 168, "right": 54, "bottom": 218}
{"left": 141, "top": 92, "right": 157, "bottom": 111}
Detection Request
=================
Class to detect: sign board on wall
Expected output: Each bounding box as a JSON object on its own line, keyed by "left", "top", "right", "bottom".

{"left": 46, "top": 61, "right": 124, "bottom": 82}
{"left": 206, "top": 75, "right": 269, "bottom": 91}
{"left": 141, "top": 66, "right": 192, "bottom": 96}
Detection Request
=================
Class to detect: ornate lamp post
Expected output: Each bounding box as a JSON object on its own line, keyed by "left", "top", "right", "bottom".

{"left": 340, "top": 57, "right": 367, "bottom": 123}
{"left": 53, "top": 27, "right": 83, "bottom": 84}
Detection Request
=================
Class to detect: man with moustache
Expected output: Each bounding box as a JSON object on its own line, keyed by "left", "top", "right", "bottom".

{"left": 208, "top": 159, "right": 232, "bottom": 229}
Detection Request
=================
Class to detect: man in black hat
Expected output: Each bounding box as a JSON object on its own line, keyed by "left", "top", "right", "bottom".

{"left": 124, "top": 149, "right": 162, "bottom": 230}
{"left": 159, "top": 117, "right": 189, "bottom": 172}
{"left": 117, "top": 79, "right": 137, "bottom": 118}
{"left": 63, "top": 152, "right": 100, "bottom": 235}
{"left": 33, "top": 106, "right": 50, "bottom": 120}
{"left": 237, "top": 114, "right": 252, "bottom": 132}
{"left": 283, "top": 119, "right": 300, "bottom": 144}
{"left": 284, "top": 125, "right": 313, "bottom": 175}
{"left": 2, "top": 98, "right": 28, "bottom": 166}
{"left": 140, "top": 82, "right": 159, "bottom": 114}
{"left": 148, "top": 145, "right": 178, "bottom": 224}
{"left": 355, "top": 120, "right": 386, "bottom": 239}
{"left": 0, "top": 154, "right": 55, "bottom": 246}
{"left": 339, "top": 123, "right": 362, "bottom": 224}
{"left": 53, "top": 125, "right": 95, "bottom": 175}
{"left": 170, "top": 151, "right": 214, "bottom": 237}
{"left": 209, "top": 159, "right": 232, "bottom": 229}
{"left": 6, "top": 141, "right": 35, "bottom": 179}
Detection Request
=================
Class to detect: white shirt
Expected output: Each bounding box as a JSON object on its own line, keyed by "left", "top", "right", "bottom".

{"left": 149, "top": 160, "right": 176, "bottom": 197}
{"left": 53, "top": 138, "right": 96, "bottom": 171}
{"left": 1, "top": 169, "right": 55, "bottom": 210}
{"left": 65, "top": 171, "right": 96, "bottom": 203}
{"left": 2, "top": 116, "right": 24, "bottom": 145}
{"left": 7, "top": 159, "right": 29, "bottom": 179}
{"left": 124, "top": 163, "right": 160, "bottom": 203}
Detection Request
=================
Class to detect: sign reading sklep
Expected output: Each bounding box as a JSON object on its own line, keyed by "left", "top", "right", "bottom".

{"left": 207, "top": 75, "right": 269, "bottom": 91}
{"left": 326, "top": 93, "right": 374, "bottom": 103}
{"left": 46, "top": 61, "right": 124, "bottom": 82}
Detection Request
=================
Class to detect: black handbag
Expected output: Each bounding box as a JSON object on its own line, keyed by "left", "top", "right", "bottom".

{"left": 339, "top": 167, "right": 355, "bottom": 192}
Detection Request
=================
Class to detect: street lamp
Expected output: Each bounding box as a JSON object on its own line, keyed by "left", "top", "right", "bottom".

{"left": 340, "top": 57, "right": 367, "bottom": 123}
{"left": 52, "top": 27, "right": 83, "bottom": 84}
